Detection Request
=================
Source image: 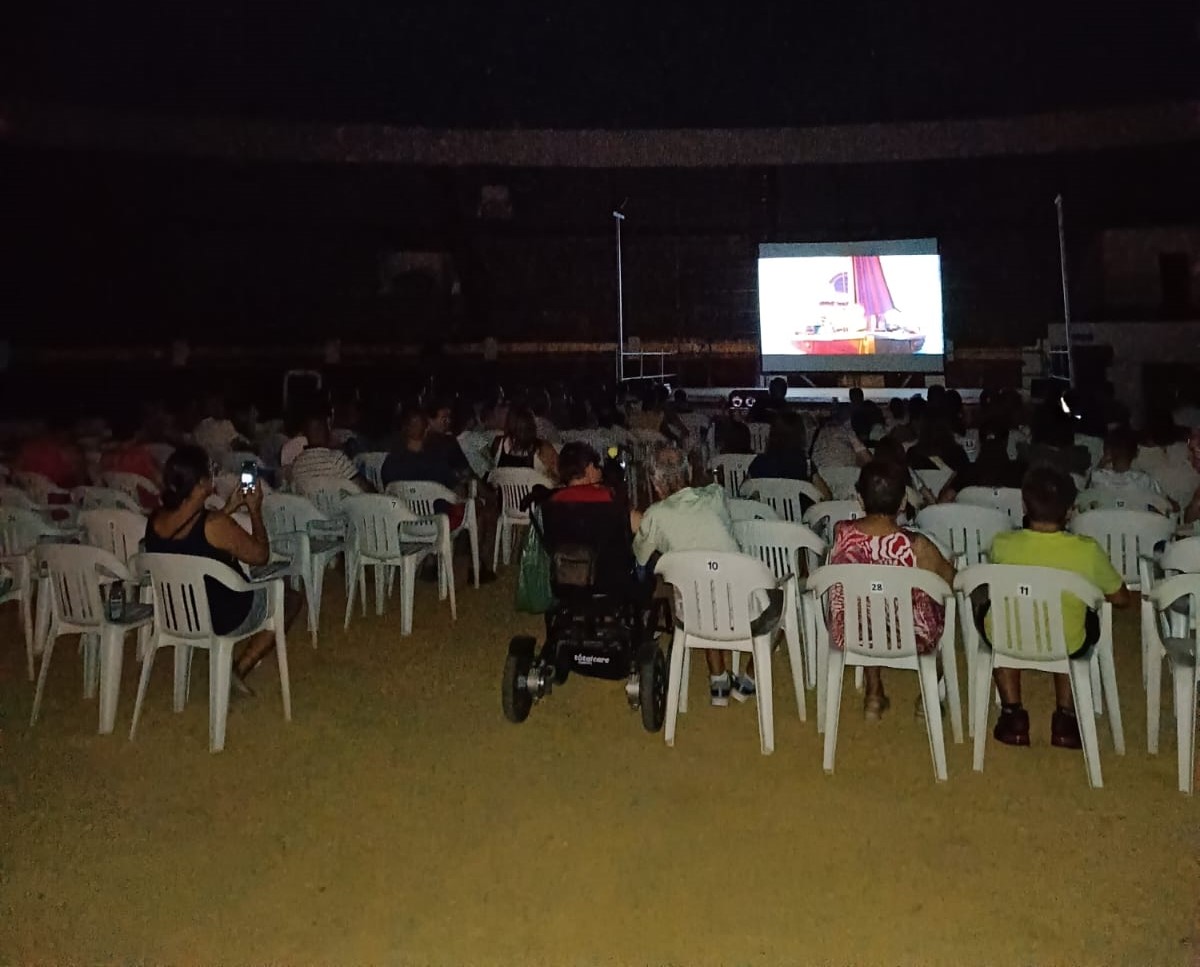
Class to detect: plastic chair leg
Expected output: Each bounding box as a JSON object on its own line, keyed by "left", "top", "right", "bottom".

{"left": 957, "top": 594, "right": 977, "bottom": 737}
{"left": 1069, "top": 659, "right": 1103, "bottom": 789}
{"left": 1147, "top": 644, "right": 1163, "bottom": 755}
{"left": 801, "top": 598, "right": 817, "bottom": 690}
{"left": 815, "top": 640, "right": 829, "bottom": 735}
{"left": 400, "top": 558, "right": 417, "bottom": 636}
{"left": 1172, "top": 667, "right": 1197, "bottom": 794}
{"left": 128, "top": 641, "right": 159, "bottom": 740}
{"left": 208, "top": 642, "right": 233, "bottom": 753}
{"left": 822, "top": 650, "right": 846, "bottom": 773}
{"left": 373, "top": 563, "right": 387, "bottom": 617}
{"left": 940, "top": 637, "right": 964, "bottom": 745}
{"left": 663, "top": 631, "right": 687, "bottom": 747}
{"left": 29, "top": 634, "right": 58, "bottom": 727}
{"left": 173, "top": 644, "right": 192, "bottom": 713}
{"left": 82, "top": 633, "right": 100, "bottom": 700}
{"left": 1096, "top": 639, "right": 1125, "bottom": 755}
{"left": 854, "top": 666, "right": 864, "bottom": 692}
{"left": 307, "top": 555, "right": 328, "bottom": 648}
{"left": 97, "top": 626, "right": 126, "bottom": 735}
{"left": 1089, "top": 656, "right": 1104, "bottom": 716}
{"left": 972, "top": 652, "right": 996, "bottom": 772}
{"left": 753, "top": 637, "right": 774, "bottom": 755}
{"left": 918, "top": 655, "right": 948, "bottom": 781}
{"left": 492, "top": 521, "right": 502, "bottom": 572}
{"left": 679, "top": 647, "right": 691, "bottom": 715}
{"left": 468, "top": 520, "right": 480, "bottom": 589}
{"left": 21, "top": 590, "right": 34, "bottom": 682}
{"left": 273, "top": 589, "right": 292, "bottom": 723}
{"left": 782, "top": 602, "right": 806, "bottom": 722}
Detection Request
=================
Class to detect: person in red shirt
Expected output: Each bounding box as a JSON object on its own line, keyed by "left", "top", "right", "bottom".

{"left": 12, "top": 416, "right": 86, "bottom": 491}
{"left": 99, "top": 411, "right": 164, "bottom": 509}
{"left": 548, "top": 443, "right": 617, "bottom": 504}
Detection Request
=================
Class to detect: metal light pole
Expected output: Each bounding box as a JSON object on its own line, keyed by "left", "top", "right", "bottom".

{"left": 1055, "top": 193, "right": 1075, "bottom": 388}
{"left": 613, "top": 207, "right": 626, "bottom": 386}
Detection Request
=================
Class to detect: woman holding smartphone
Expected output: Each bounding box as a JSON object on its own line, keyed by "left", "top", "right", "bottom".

{"left": 144, "top": 445, "right": 302, "bottom": 693}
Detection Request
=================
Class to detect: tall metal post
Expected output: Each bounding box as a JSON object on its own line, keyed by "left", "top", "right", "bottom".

{"left": 1054, "top": 193, "right": 1075, "bottom": 388}
{"left": 613, "top": 209, "right": 626, "bottom": 386}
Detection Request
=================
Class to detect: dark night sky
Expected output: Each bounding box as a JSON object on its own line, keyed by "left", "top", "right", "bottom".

{"left": 4, "top": 4, "right": 1197, "bottom": 126}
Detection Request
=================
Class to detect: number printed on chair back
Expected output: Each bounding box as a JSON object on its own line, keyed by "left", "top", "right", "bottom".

{"left": 655, "top": 550, "right": 777, "bottom": 642}
{"left": 802, "top": 500, "right": 863, "bottom": 542}
{"left": 954, "top": 563, "right": 1101, "bottom": 661}
{"left": 712, "top": 454, "right": 755, "bottom": 499}
{"left": 955, "top": 486, "right": 1024, "bottom": 527}
{"left": 808, "top": 564, "right": 951, "bottom": 659}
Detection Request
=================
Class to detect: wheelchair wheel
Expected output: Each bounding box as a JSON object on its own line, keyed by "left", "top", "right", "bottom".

{"left": 502, "top": 636, "right": 536, "bottom": 724}
{"left": 639, "top": 645, "right": 667, "bottom": 733}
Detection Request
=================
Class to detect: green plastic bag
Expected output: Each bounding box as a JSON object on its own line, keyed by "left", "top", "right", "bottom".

{"left": 515, "top": 511, "right": 555, "bottom": 614}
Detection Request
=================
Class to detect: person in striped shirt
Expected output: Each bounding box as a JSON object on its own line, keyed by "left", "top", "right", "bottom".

{"left": 289, "top": 414, "right": 374, "bottom": 494}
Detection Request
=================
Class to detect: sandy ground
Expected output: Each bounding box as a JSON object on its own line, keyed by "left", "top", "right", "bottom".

{"left": 1, "top": 565, "right": 1197, "bottom": 966}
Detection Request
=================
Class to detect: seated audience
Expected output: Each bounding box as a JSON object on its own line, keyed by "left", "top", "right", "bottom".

{"left": 99, "top": 410, "right": 164, "bottom": 509}
{"left": 749, "top": 376, "right": 792, "bottom": 424}
{"left": 632, "top": 445, "right": 757, "bottom": 706}
{"left": 12, "top": 415, "right": 86, "bottom": 490}
{"left": 192, "top": 395, "right": 250, "bottom": 461}
{"left": 937, "top": 418, "right": 1026, "bottom": 502}
{"left": 492, "top": 405, "right": 559, "bottom": 481}
{"left": 1088, "top": 425, "right": 1174, "bottom": 510}
{"left": 985, "top": 467, "right": 1131, "bottom": 747}
{"left": 290, "top": 414, "right": 373, "bottom": 493}
{"left": 549, "top": 442, "right": 617, "bottom": 505}
{"left": 424, "top": 398, "right": 471, "bottom": 480}
{"left": 907, "top": 414, "right": 970, "bottom": 476}
{"left": 827, "top": 460, "right": 955, "bottom": 721}
{"left": 747, "top": 411, "right": 809, "bottom": 482}
{"left": 143, "top": 446, "right": 302, "bottom": 692}
{"left": 811, "top": 403, "right": 871, "bottom": 475}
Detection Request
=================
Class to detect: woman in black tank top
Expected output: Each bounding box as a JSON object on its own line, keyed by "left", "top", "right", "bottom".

{"left": 146, "top": 446, "right": 302, "bottom": 691}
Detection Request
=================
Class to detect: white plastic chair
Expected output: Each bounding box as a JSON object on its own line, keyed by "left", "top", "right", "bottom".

{"left": 0, "top": 482, "right": 73, "bottom": 525}
{"left": 808, "top": 564, "right": 963, "bottom": 781}
{"left": 386, "top": 479, "right": 480, "bottom": 589}
{"left": 954, "top": 564, "right": 1121, "bottom": 789}
{"left": 30, "top": 543, "right": 152, "bottom": 734}
{"left": 489, "top": 467, "right": 554, "bottom": 569}
{"left": 748, "top": 422, "right": 771, "bottom": 454}
{"left": 13, "top": 471, "right": 76, "bottom": 519}
{"left": 99, "top": 471, "right": 161, "bottom": 510}
{"left": 742, "top": 477, "right": 824, "bottom": 524}
{"left": 130, "top": 553, "right": 290, "bottom": 753}
{"left": 1069, "top": 508, "right": 1175, "bottom": 589}
{"left": 1142, "top": 572, "right": 1200, "bottom": 793}
{"left": 711, "top": 454, "right": 755, "bottom": 499}
{"left": 801, "top": 499, "right": 863, "bottom": 542}
{"left": 354, "top": 452, "right": 389, "bottom": 491}
{"left": 815, "top": 466, "right": 860, "bottom": 500}
{"left": 1139, "top": 538, "right": 1200, "bottom": 752}
{"left": 73, "top": 485, "right": 144, "bottom": 514}
{"left": 221, "top": 450, "right": 264, "bottom": 475}
{"left": 956, "top": 486, "right": 1024, "bottom": 526}
{"left": 295, "top": 476, "right": 358, "bottom": 520}
{"left": 0, "top": 505, "right": 75, "bottom": 681}
{"left": 734, "top": 518, "right": 827, "bottom": 699}
{"left": 727, "top": 498, "right": 781, "bottom": 523}
{"left": 78, "top": 509, "right": 146, "bottom": 564}
{"left": 655, "top": 550, "right": 782, "bottom": 755}
{"left": 262, "top": 493, "right": 347, "bottom": 647}
{"left": 341, "top": 494, "right": 454, "bottom": 635}
{"left": 915, "top": 504, "right": 1012, "bottom": 569}
{"left": 1076, "top": 487, "right": 1174, "bottom": 517}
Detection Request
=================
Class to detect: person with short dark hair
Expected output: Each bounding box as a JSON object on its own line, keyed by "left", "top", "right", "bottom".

{"left": 144, "top": 445, "right": 303, "bottom": 693}
{"left": 1089, "top": 425, "right": 1171, "bottom": 509}
{"left": 985, "top": 466, "right": 1131, "bottom": 747}
{"left": 549, "top": 443, "right": 616, "bottom": 505}
{"left": 827, "top": 460, "right": 955, "bottom": 720}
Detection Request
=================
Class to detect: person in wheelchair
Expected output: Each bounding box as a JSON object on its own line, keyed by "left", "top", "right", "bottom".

{"left": 502, "top": 442, "right": 668, "bottom": 731}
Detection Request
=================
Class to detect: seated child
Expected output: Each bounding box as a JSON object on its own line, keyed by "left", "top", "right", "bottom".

{"left": 986, "top": 466, "right": 1131, "bottom": 748}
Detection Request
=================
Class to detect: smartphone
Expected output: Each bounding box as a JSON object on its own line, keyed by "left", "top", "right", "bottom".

{"left": 239, "top": 460, "right": 258, "bottom": 492}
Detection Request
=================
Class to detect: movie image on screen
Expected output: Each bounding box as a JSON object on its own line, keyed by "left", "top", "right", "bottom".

{"left": 758, "top": 240, "right": 944, "bottom": 373}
